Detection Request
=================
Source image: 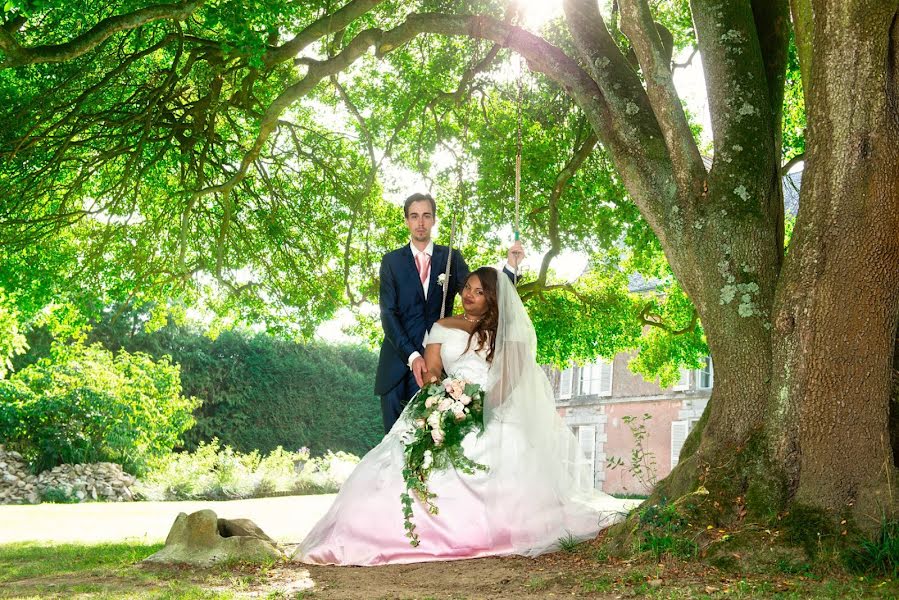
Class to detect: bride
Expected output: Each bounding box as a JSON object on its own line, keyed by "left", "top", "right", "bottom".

{"left": 296, "top": 267, "right": 635, "bottom": 566}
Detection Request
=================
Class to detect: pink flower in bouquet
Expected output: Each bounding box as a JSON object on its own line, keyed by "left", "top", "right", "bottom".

{"left": 459, "top": 393, "right": 472, "bottom": 406}
{"left": 437, "top": 397, "right": 454, "bottom": 412}
{"left": 425, "top": 395, "right": 440, "bottom": 408}
{"left": 431, "top": 428, "right": 445, "bottom": 445}
{"left": 414, "top": 418, "right": 426, "bottom": 429}
{"left": 451, "top": 401, "right": 466, "bottom": 421}
{"left": 444, "top": 378, "right": 464, "bottom": 399}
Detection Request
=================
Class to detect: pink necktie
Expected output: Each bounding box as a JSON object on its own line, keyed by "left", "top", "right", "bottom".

{"left": 415, "top": 252, "right": 430, "bottom": 283}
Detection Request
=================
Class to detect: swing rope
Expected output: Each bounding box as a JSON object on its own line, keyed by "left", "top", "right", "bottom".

{"left": 439, "top": 96, "right": 470, "bottom": 319}
{"left": 512, "top": 52, "right": 524, "bottom": 285}
{"left": 440, "top": 43, "right": 524, "bottom": 317}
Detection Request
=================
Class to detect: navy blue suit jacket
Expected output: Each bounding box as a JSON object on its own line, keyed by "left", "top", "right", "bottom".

{"left": 374, "top": 244, "right": 469, "bottom": 395}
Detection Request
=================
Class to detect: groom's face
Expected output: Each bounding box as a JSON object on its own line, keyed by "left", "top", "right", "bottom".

{"left": 405, "top": 200, "right": 435, "bottom": 244}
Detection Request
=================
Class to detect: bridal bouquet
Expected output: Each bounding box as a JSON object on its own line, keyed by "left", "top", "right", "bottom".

{"left": 399, "top": 375, "right": 488, "bottom": 546}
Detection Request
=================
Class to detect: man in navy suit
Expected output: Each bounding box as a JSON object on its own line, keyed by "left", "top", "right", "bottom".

{"left": 375, "top": 192, "right": 524, "bottom": 432}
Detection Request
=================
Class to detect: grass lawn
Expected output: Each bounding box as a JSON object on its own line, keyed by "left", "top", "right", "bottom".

{"left": 3, "top": 538, "right": 899, "bottom": 599}
{"left": 0, "top": 542, "right": 310, "bottom": 599}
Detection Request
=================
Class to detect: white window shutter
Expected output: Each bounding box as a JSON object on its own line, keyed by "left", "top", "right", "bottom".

{"left": 600, "top": 361, "right": 613, "bottom": 396}
{"left": 577, "top": 425, "right": 596, "bottom": 488}
{"left": 560, "top": 367, "right": 573, "bottom": 399}
{"left": 671, "top": 420, "right": 689, "bottom": 468}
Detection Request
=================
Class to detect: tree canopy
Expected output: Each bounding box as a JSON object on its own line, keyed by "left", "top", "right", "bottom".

{"left": 0, "top": 0, "right": 743, "bottom": 383}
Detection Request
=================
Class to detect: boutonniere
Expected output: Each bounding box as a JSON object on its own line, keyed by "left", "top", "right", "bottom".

{"left": 437, "top": 273, "right": 448, "bottom": 287}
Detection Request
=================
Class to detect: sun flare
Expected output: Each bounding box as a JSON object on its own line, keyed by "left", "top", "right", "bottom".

{"left": 513, "top": 0, "right": 564, "bottom": 29}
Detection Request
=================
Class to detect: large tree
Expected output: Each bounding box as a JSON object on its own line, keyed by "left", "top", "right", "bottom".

{"left": 2, "top": 0, "right": 898, "bottom": 534}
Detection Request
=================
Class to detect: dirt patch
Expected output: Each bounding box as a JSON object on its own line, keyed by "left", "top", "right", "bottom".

{"left": 301, "top": 556, "right": 557, "bottom": 599}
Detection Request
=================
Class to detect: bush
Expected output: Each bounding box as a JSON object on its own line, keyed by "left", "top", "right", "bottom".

{"left": 134, "top": 440, "right": 359, "bottom": 501}
{"left": 0, "top": 341, "right": 198, "bottom": 474}
{"left": 86, "top": 319, "right": 384, "bottom": 457}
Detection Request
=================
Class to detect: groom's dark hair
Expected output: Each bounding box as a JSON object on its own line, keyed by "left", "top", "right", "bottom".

{"left": 403, "top": 192, "right": 436, "bottom": 217}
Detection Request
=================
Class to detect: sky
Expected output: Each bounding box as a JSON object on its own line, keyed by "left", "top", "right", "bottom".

{"left": 315, "top": 2, "right": 714, "bottom": 344}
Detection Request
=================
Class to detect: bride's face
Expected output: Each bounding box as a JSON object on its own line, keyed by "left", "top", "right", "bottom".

{"left": 462, "top": 275, "right": 487, "bottom": 316}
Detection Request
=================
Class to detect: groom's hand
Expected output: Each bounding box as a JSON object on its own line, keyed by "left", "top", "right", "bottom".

{"left": 411, "top": 357, "right": 427, "bottom": 387}
{"left": 507, "top": 240, "right": 525, "bottom": 269}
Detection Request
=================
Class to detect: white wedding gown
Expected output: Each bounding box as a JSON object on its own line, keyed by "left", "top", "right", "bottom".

{"left": 296, "top": 311, "right": 636, "bottom": 566}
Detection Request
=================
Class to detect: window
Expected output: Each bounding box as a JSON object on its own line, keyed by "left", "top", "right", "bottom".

{"left": 576, "top": 425, "right": 596, "bottom": 488}
{"left": 579, "top": 360, "right": 613, "bottom": 396}
{"left": 672, "top": 368, "right": 690, "bottom": 391}
{"left": 698, "top": 356, "right": 714, "bottom": 390}
{"left": 559, "top": 367, "right": 574, "bottom": 400}
{"left": 671, "top": 419, "right": 700, "bottom": 468}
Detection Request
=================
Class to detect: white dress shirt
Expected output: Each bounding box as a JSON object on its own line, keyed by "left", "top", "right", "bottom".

{"left": 408, "top": 241, "right": 434, "bottom": 369}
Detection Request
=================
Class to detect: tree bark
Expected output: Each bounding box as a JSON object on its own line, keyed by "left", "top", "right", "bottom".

{"left": 769, "top": 2, "right": 899, "bottom": 523}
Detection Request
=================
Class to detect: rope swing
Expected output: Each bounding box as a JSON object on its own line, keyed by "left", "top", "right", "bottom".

{"left": 439, "top": 45, "right": 525, "bottom": 317}
{"left": 513, "top": 52, "right": 524, "bottom": 285}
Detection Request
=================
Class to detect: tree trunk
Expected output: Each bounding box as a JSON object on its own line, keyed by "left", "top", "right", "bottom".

{"left": 646, "top": 3, "right": 899, "bottom": 534}
{"left": 768, "top": 4, "right": 899, "bottom": 525}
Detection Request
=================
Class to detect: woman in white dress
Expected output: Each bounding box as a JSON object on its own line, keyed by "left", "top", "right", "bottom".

{"left": 296, "top": 267, "right": 634, "bottom": 566}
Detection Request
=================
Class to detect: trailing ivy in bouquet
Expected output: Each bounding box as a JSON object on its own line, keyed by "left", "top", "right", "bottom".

{"left": 399, "top": 375, "right": 487, "bottom": 546}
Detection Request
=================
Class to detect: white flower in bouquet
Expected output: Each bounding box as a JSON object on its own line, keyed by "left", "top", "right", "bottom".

{"left": 425, "top": 395, "right": 441, "bottom": 408}
{"left": 421, "top": 450, "right": 433, "bottom": 470}
{"left": 437, "top": 396, "right": 454, "bottom": 412}
{"left": 427, "top": 410, "right": 442, "bottom": 428}
{"left": 414, "top": 418, "right": 427, "bottom": 429}
{"left": 459, "top": 393, "right": 472, "bottom": 406}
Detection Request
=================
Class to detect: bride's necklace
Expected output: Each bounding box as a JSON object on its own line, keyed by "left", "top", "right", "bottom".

{"left": 461, "top": 313, "right": 482, "bottom": 324}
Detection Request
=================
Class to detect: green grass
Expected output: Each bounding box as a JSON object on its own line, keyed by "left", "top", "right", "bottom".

{"left": 0, "top": 541, "right": 163, "bottom": 582}
{"left": 557, "top": 532, "right": 582, "bottom": 553}
{"left": 0, "top": 542, "right": 290, "bottom": 599}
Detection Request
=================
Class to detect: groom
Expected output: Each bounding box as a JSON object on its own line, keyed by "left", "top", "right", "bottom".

{"left": 375, "top": 192, "right": 525, "bottom": 433}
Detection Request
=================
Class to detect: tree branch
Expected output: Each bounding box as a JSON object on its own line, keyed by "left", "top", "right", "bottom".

{"left": 534, "top": 131, "right": 598, "bottom": 290}
{"left": 560, "top": 0, "right": 680, "bottom": 236}
{"left": 640, "top": 302, "right": 699, "bottom": 335}
{"left": 751, "top": 0, "right": 791, "bottom": 129}
{"left": 0, "top": 0, "right": 203, "bottom": 69}
{"left": 789, "top": 0, "right": 813, "bottom": 102}
{"left": 264, "top": 0, "right": 386, "bottom": 66}
{"left": 672, "top": 46, "right": 699, "bottom": 69}
{"left": 196, "top": 14, "right": 606, "bottom": 199}
{"left": 692, "top": 0, "right": 779, "bottom": 212}
{"left": 619, "top": 0, "right": 705, "bottom": 196}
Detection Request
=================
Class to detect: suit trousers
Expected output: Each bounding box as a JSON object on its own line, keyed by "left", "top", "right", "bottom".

{"left": 380, "top": 370, "right": 419, "bottom": 433}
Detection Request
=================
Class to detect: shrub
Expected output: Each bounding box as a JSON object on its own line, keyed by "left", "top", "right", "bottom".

{"left": 134, "top": 441, "right": 359, "bottom": 501}
{"left": 85, "top": 318, "right": 384, "bottom": 457}
{"left": 0, "top": 341, "right": 198, "bottom": 474}
{"left": 40, "top": 486, "right": 79, "bottom": 504}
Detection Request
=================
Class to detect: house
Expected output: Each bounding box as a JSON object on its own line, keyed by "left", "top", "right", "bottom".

{"left": 549, "top": 353, "right": 712, "bottom": 495}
